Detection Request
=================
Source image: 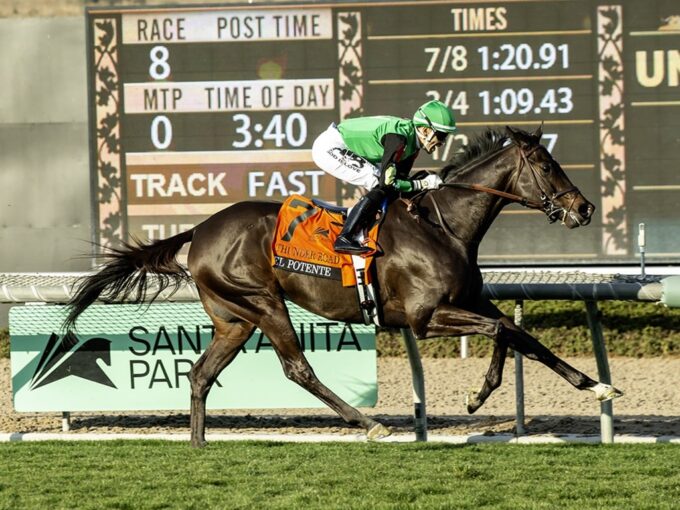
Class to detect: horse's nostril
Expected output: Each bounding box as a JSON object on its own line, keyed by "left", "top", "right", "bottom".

{"left": 579, "top": 203, "right": 593, "bottom": 218}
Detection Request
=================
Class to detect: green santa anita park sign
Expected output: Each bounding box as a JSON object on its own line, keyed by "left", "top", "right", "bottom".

{"left": 10, "top": 302, "right": 377, "bottom": 412}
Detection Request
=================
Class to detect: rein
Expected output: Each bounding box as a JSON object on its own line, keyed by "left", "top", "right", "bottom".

{"left": 416, "top": 182, "right": 544, "bottom": 239}
{"left": 405, "top": 141, "right": 585, "bottom": 236}
{"left": 440, "top": 182, "right": 543, "bottom": 209}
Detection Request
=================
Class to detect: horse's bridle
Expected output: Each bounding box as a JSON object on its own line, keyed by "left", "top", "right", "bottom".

{"left": 515, "top": 143, "right": 583, "bottom": 225}
{"left": 421, "top": 141, "right": 585, "bottom": 225}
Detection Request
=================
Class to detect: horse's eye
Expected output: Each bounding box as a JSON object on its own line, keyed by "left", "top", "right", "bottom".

{"left": 541, "top": 163, "right": 551, "bottom": 173}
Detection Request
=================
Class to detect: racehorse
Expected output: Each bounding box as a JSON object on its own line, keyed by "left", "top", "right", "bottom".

{"left": 65, "top": 125, "right": 622, "bottom": 447}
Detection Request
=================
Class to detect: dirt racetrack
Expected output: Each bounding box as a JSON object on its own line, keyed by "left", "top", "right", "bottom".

{"left": 2, "top": 356, "right": 679, "bottom": 437}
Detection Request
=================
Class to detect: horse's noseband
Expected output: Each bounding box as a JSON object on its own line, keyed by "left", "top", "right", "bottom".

{"left": 540, "top": 187, "right": 578, "bottom": 224}
{"left": 518, "top": 144, "right": 585, "bottom": 225}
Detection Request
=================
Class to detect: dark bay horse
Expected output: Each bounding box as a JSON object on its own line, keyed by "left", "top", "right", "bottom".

{"left": 65, "top": 125, "right": 622, "bottom": 446}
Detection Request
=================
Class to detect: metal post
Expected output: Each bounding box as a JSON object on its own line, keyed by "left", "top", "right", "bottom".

{"left": 62, "top": 412, "right": 71, "bottom": 432}
{"left": 638, "top": 223, "right": 646, "bottom": 278}
{"left": 585, "top": 300, "right": 614, "bottom": 444}
{"left": 400, "top": 328, "right": 427, "bottom": 441}
{"left": 460, "top": 335, "right": 469, "bottom": 359}
{"left": 513, "top": 300, "right": 526, "bottom": 435}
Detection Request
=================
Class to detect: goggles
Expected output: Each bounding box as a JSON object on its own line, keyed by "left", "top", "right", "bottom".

{"left": 417, "top": 108, "right": 449, "bottom": 143}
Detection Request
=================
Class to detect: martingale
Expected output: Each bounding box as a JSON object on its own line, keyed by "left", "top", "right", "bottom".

{"left": 271, "top": 195, "right": 379, "bottom": 286}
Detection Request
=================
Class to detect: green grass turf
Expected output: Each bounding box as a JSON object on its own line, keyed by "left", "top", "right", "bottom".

{"left": 1, "top": 441, "right": 678, "bottom": 509}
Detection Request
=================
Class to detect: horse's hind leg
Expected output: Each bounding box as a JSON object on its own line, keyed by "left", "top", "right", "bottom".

{"left": 190, "top": 312, "right": 254, "bottom": 448}
{"left": 258, "top": 303, "right": 391, "bottom": 440}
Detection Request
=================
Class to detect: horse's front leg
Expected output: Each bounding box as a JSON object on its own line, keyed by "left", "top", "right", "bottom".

{"left": 410, "top": 304, "right": 508, "bottom": 413}
{"left": 464, "top": 300, "right": 508, "bottom": 413}
{"left": 465, "top": 342, "right": 508, "bottom": 414}
{"left": 495, "top": 314, "right": 623, "bottom": 401}
{"left": 410, "top": 303, "right": 623, "bottom": 411}
{"left": 467, "top": 299, "right": 621, "bottom": 409}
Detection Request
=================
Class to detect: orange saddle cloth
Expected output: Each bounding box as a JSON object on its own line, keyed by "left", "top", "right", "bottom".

{"left": 271, "top": 195, "right": 379, "bottom": 287}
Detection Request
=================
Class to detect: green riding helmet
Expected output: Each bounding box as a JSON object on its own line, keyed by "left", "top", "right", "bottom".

{"left": 413, "top": 100, "right": 457, "bottom": 134}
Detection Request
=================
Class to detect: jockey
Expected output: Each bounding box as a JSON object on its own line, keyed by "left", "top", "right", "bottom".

{"left": 312, "top": 100, "right": 457, "bottom": 254}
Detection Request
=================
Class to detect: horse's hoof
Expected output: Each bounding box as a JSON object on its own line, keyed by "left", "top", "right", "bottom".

{"left": 367, "top": 423, "right": 392, "bottom": 441}
{"left": 465, "top": 390, "right": 482, "bottom": 414}
{"left": 593, "top": 383, "right": 624, "bottom": 402}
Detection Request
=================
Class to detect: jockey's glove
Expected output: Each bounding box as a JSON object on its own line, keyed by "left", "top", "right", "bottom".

{"left": 384, "top": 166, "right": 397, "bottom": 186}
{"left": 412, "top": 174, "right": 444, "bottom": 191}
{"left": 393, "top": 179, "right": 413, "bottom": 192}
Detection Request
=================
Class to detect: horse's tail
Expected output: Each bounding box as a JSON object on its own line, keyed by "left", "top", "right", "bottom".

{"left": 63, "top": 228, "right": 195, "bottom": 331}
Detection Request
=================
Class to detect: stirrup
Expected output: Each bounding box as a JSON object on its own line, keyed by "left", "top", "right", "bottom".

{"left": 334, "top": 236, "right": 371, "bottom": 255}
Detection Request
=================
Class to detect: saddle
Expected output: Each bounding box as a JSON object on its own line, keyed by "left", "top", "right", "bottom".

{"left": 271, "top": 195, "right": 382, "bottom": 325}
{"left": 271, "top": 195, "right": 379, "bottom": 286}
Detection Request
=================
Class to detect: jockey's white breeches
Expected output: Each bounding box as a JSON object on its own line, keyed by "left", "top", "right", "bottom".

{"left": 311, "top": 123, "right": 380, "bottom": 190}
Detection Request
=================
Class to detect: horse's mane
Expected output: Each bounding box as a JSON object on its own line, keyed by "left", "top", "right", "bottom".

{"left": 440, "top": 128, "right": 509, "bottom": 181}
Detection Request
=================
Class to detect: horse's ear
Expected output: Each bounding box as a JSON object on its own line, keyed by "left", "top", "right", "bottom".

{"left": 532, "top": 122, "right": 544, "bottom": 140}
{"left": 505, "top": 125, "right": 522, "bottom": 145}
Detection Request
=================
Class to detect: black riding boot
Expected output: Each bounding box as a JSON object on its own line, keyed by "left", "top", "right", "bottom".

{"left": 334, "top": 189, "right": 384, "bottom": 255}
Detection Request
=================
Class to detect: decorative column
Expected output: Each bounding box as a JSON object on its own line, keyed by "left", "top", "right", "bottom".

{"left": 597, "top": 6, "right": 627, "bottom": 255}
{"left": 337, "top": 11, "right": 364, "bottom": 120}
{"left": 92, "top": 18, "right": 124, "bottom": 249}
{"left": 336, "top": 12, "right": 365, "bottom": 205}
